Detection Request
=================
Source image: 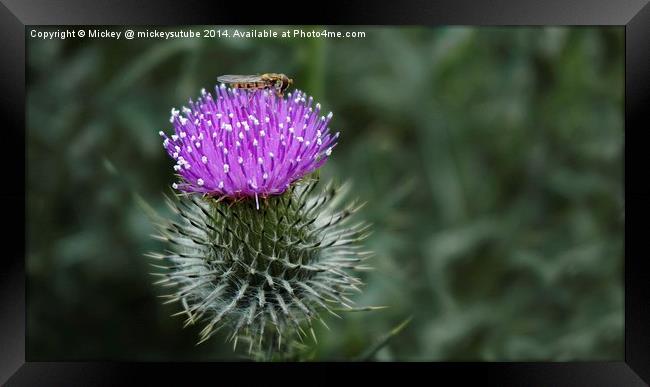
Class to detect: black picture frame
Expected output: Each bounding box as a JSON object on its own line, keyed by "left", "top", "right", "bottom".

{"left": 2, "top": 0, "right": 648, "bottom": 385}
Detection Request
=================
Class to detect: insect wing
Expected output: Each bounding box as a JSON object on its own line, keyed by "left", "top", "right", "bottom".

{"left": 217, "top": 75, "right": 263, "bottom": 84}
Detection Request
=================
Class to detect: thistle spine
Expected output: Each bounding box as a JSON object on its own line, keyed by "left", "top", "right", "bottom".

{"left": 148, "top": 178, "right": 372, "bottom": 357}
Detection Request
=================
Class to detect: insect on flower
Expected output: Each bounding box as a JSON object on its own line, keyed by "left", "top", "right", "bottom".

{"left": 217, "top": 73, "right": 294, "bottom": 97}
{"left": 160, "top": 83, "right": 338, "bottom": 209}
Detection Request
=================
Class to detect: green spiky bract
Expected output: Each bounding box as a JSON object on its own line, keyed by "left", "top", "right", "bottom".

{"left": 147, "top": 177, "right": 372, "bottom": 359}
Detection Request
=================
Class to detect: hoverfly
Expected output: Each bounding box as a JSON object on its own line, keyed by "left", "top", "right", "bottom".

{"left": 217, "top": 73, "right": 294, "bottom": 98}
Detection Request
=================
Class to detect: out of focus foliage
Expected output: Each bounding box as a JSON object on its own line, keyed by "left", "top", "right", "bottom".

{"left": 27, "top": 26, "right": 623, "bottom": 360}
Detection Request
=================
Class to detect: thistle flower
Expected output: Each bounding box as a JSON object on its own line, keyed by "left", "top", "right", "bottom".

{"left": 159, "top": 85, "right": 339, "bottom": 206}
{"left": 149, "top": 83, "right": 371, "bottom": 359}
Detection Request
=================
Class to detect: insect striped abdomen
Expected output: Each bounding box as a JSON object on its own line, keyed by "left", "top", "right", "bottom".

{"left": 233, "top": 82, "right": 268, "bottom": 89}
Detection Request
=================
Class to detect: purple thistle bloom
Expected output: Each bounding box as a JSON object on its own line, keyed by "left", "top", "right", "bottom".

{"left": 160, "top": 84, "right": 339, "bottom": 203}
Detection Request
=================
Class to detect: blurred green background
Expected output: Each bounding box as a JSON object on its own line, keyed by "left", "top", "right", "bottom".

{"left": 27, "top": 26, "right": 624, "bottom": 361}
